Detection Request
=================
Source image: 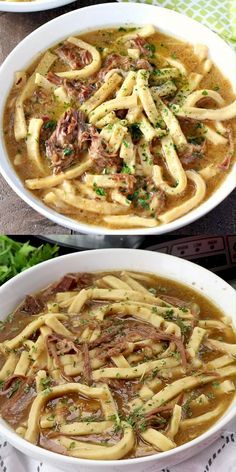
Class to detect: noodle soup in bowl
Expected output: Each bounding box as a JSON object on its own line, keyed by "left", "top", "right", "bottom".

{"left": 0, "top": 249, "right": 235, "bottom": 471}
{"left": 0, "top": 3, "right": 235, "bottom": 235}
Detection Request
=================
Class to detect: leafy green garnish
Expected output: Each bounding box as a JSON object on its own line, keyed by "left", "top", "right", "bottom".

{"left": 137, "top": 193, "right": 150, "bottom": 210}
{"left": 0, "top": 236, "right": 59, "bottom": 285}
{"left": 128, "top": 123, "right": 142, "bottom": 141}
{"left": 43, "top": 119, "right": 57, "bottom": 131}
{"left": 93, "top": 183, "right": 106, "bottom": 196}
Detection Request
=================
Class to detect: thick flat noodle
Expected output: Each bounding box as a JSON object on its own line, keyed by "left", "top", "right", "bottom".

{"left": 57, "top": 422, "right": 135, "bottom": 460}
{"left": 26, "top": 118, "right": 47, "bottom": 175}
{"left": 25, "top": 160, "right": 92, "bottom": 190}
{"left": 174, "top": 100, "right": 236, "bottom": 121}
{"left": 153, "top": 135, "right": 187, "bottom": 196}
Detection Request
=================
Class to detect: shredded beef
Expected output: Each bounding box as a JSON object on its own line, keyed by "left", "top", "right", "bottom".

{"left": 88, "top": 126, "right": 119, "bottom": 167}
{"left": 109, "top": 174, "right": 136, "bottom": 193}
{"left": 89, "top": 326, "right": 122, "bottom": 349}
{"left": 45, "top": 108, "right": 118, "bottom": 173}
{"left": 41, "top": 273, "right": 93, "bottom": 301}
{"left": 77, "top": 273, "right": 93, "bottom": 288}
{"left": 55, "top": 42, "right": 92, "bottom": 70}
{"left": 0, "top": 375, "right": 27, "bottom": 396}
{"left": 160, "top": 295, "right": 189, "bottom": 308}
{"left": 98, "top": 53, "right": 131, "bottom": 80}
{"left": 136, "top": 58, "right": 153, "bottom": 70}
{"left": 40, "top": 435, "right": 67, "bottom": 455}
{"left": 89, "top": 317, "right": 187, "bottom": 368}
{"left": 144, "top": 405, "right": 173, "bottom": 418}
{"left": 130, "top": 36, "right": 150, "bottom": 56}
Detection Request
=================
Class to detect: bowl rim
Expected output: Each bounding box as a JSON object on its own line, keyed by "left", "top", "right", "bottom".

{"left": 0, "top": 2, "right": 235, "bottom": 234}
{"left": 0, "top": 0, "right": 76, "bottom": 13}
{"left": 0, "top": 248, "right": 235, "bottom": 467}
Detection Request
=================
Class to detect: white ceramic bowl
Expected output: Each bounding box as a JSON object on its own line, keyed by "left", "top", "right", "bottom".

{"left": 0, "top": 0, "right": 75, "bottom": 13}
{"left": 0, "top": 248, "right": 235, "bottom": 471}
{"left": 0, "top": 3, "right": 235, "bottom": 234}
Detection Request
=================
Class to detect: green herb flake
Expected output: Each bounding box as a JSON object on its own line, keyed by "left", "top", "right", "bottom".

{"left": 63, "top": 148, "right": 73, "bottom": 156}
{"left": 44, "top": 119, "right": 57, "bottom": 131}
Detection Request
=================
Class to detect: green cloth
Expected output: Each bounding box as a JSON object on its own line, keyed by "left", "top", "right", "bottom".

{"left": 118, "top": 0, "right": 236, "bottom": 48}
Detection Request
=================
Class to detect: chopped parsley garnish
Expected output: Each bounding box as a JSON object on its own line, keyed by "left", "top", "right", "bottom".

{"left": 128, "top": 123, "right": 142, "bottom": 141}
{"left": 40, "top": 376, "right": 53, "bottom": 394}
{"left": 149, "top": 287, "right": 157, "bottom": 295}
{"left": 212, "top": 381, "right": 220, "bottom": 388}
{"left": 145, "top": 43, "right": 156, "bottom": 57}
{"left": 43, "top": 119, "right": 57, "bottom": 131}
{"left": 69, "top": 441, "right": 76, "bottom": 449}
{"left": 8, "top": 379, "right": 21, "bottom": 398}
{"left": 127, "top": 190, "right": 139, "bottom": 201}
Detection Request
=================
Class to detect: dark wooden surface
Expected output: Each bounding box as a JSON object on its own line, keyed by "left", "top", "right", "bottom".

{"left": 0, "top": 0, "right": 235, "bottom": 234}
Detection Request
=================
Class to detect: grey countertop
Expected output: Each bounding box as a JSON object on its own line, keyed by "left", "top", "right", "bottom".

{"left": 0, "top": 0, "right": 235, "bottom": 235}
